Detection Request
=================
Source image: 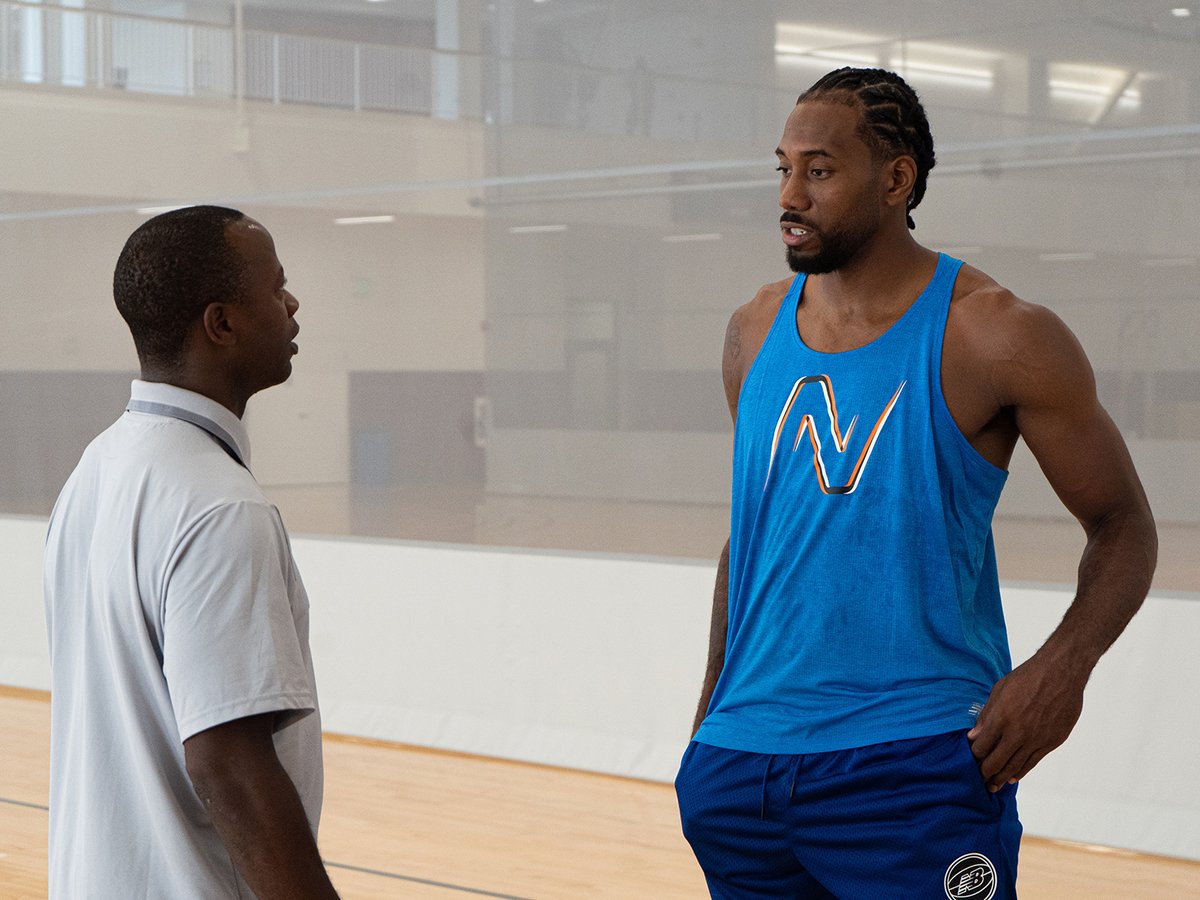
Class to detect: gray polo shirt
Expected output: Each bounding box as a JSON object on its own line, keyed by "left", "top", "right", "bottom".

{"left": 44, "top": 380, "right": 323, "bottom": 898}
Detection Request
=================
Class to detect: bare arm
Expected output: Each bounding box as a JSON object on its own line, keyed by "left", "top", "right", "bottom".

{"left": 692, "top": 539, "right": 730, "bottom": 735}
{"left": 966, "top": 301, "right": 1157, "bottom": 791}
{"left": 184, "top": 713, "right": 340, "bottom": 899}
{"left": 691, "top": 289, "right": 779, "bottom": 736}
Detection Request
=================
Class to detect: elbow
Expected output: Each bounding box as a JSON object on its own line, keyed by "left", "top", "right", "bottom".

{"left": 184, "top": 744, "right": 231, "bottom": 806}
{"left": 1084, "top": 497, "right": 1158, "bottom": 580}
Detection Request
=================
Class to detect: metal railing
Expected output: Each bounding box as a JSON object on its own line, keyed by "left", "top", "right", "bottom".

{"left": 0, "top": 1, "right": 443, "bottom": 115}
{"left": 0, "top": 1, "right": 790, "bottom": 142}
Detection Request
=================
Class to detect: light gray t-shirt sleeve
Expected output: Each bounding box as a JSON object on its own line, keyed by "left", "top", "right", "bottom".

{"left": 162, "top": 499, "right": 316, "bottom": 743}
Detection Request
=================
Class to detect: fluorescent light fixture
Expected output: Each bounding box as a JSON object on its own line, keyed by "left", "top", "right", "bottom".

{"left": 333, "top": 215, "right": 395, "bottom": 225}
{"left": 663, "top": 233, "right": 722, "bottom": 243}
{"left": 775, "top": 23, "right": 882, "bottom": 54}
{"left": 1038, "top": 252, "right": 1097, "bottom": 262}
{"left": 776, "top": 26, "right": 998, "bottom": 90}
{"left": 775, "top": 23, "right": 885, "bottom": 67}
{"left": 509, "top": 224, "right": 568, "bottom": 233}
{"left": 136, "top": 205, "right": 189, "bottom": 215}
{"left": 889, "top": 41, "right": 998, "bottom": 90}
{"left": 1172, "top": 7, "right": 1192, "bottom": 17}
{"left": 1142, "top": 256, "right": 1196, "bottom": 267}
{"left": 1049, "top": 62, "right": 1139, "bottom": 110}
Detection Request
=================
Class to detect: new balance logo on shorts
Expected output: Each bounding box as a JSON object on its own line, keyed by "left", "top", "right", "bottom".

{"left": 944, "top": 852, "right": 998, "bottom": 900}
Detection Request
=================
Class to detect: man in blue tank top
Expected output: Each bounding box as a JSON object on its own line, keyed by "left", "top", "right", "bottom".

{"left": 676, "top": 67, "right": 1157, "bottom": 899}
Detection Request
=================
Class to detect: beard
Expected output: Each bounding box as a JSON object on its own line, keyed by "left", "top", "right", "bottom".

{"left": 784, "top": 209, "right": 879, "bottom": 275}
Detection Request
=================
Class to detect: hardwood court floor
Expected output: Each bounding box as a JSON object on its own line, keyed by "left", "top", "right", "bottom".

{"left": 2, "top": 687, "right": 1198, "bottom": 898}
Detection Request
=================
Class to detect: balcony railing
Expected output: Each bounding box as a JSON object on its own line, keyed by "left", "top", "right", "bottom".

{"left": 0, "top": 1, "right": 454, "bottom": 116}
{"left": 0, "top": 1, "right": 793, "bottom": 143}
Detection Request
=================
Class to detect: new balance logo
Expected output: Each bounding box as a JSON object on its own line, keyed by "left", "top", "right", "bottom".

{"left": 764, "top": 374, "right": 906, "bottom": 495}
{"left": 944, "top": 852, "right": 998, "bottom": 900}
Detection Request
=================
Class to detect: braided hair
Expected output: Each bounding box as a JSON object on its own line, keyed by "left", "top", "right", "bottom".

{"left": 798, "top": 68, "right": 936, "bottom": 230}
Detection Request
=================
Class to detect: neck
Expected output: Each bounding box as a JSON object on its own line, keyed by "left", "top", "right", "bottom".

{"left": 139, "top": 364, "right": 249, "bottom": 418}
{"left": 805, "top": 231, "right": 937, "bottom": 318}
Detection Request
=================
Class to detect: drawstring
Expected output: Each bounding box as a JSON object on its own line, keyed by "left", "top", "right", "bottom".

{"left": 760, "top": 754, "right": 775, "bottom": 820}
{"left": 761, "top": 754, "right": 803, "bottom": 818}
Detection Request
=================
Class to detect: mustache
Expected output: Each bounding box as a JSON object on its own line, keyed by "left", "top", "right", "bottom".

{"left": 780, "top": 212, "right": 816, "bottom": 229}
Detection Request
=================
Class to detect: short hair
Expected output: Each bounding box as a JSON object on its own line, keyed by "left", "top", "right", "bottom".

{"left": 798, "top": 68, "right": 936, "bottom": 230}
{"left": 113, "top": 205, "right": 247, "bottom": 370}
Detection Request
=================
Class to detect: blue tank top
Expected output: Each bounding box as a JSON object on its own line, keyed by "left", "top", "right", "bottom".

{"left": 696, "top": 253, "right": 1012, "bottom": 754}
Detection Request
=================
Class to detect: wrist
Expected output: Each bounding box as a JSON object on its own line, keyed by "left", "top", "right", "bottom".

{"left": 1034, "top": 635, "right": 1101, "bottom": 683}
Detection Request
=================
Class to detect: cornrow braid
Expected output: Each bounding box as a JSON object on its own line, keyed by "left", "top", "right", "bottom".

{"left": 798, "top": 67, "right": 936, "bottom": 230}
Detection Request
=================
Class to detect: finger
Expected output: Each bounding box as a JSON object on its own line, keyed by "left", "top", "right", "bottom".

{"left": 1007, "top": 747, "right": 1051, "bottom": 785}
{"left": 978, "top": 738, "right": 1020, "bottom": 787}
{"left": 967, "top": 718, "right": 1002, "bottom": 760}
{"left": 988, "top": 747, "right": 1032, "bottom": 792}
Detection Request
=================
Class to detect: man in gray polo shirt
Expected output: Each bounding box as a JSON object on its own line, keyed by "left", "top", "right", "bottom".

{"left": 43, "top": 206, "right": 339, "bottom": 898}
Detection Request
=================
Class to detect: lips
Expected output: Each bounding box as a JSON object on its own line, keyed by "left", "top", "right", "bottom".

{"left": 781, "top": 222, "right": 813, "bottom": 248}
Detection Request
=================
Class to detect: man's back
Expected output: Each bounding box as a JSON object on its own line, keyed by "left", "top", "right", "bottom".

{"left": 45, "top": 392, "right": 322, "bottom": 898}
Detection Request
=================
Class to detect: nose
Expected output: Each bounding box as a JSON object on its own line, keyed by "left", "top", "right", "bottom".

{"left": 284, "top": 290, "right": 299, "bottom": 317}
{"left": 779, "top": 172, "right": 809, "bottom": 214}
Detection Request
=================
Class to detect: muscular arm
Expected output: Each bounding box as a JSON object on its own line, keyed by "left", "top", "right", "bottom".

{"left": 184, "top": 713, "right": 340, "bottom": 899}
{"left": 964, "top": 300, "right": 1157, "bottom": 791}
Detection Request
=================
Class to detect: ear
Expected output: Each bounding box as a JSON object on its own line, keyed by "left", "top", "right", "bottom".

{"left": 882, "top": 154, "right": 918, "bottom": 210}
{"left": 200, "top": 302, "right": 237, "bottom": 348}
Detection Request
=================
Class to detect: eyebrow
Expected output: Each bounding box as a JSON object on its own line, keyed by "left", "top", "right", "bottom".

{"left": 776, "top": 146, "right": 835, "bottom": 160}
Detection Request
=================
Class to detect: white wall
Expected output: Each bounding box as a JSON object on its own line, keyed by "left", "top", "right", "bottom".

{"left": 5, "top": 513, "right": 1198, "bottom": 861}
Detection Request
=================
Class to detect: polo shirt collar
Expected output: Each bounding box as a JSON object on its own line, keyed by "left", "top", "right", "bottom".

{"left": 127, "top": 380, "right": 252, "bottom": 468}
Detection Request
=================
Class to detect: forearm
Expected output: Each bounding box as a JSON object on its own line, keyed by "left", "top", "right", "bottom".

{"left": 190, "top": 749, "right": 339, "bottom": 898}
{"left": 692, "top": 540, "right": 730, "bottom": 735}
{"left": 1040, "top": 503, "right": 1157, "bottom": 674}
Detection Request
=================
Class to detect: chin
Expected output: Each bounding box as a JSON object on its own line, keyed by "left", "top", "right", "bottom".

{"left": 787, "top": 246, "right": 855, "bottom": 275}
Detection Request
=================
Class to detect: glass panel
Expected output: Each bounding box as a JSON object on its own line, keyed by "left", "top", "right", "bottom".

{"left": 0, "top": 0, "right": 1195, "bottom": 588}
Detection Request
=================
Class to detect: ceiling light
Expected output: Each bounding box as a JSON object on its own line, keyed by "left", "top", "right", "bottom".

{"left": 663, "top": 233, "right": 722, "bottom": 243}
{"left": 889, "top": 42, "right": 998, "bottom": 90}
{"left": 775, "top": 23, "right": 885, "bottom": 67}
{"left": 334, "top": 215, "right": 395, "bottom": 225}
{"left": 1048, "top": 62, "right": 1140, "bottom": 110}
{"left": 1141, "top": 257, "right": 1196, "bottom": 267}
{"left": 775, "top": 23, "right": 883, "bottom": 54}
{"left": 1038, "top": 252, "right": 1096, "bottom": 262}
{"left": 509, "top": 224, "right": 568, "bottom": 233}
{"left": 136, "top": 205, "right": 189, "bottom": 215}
{"left": 1171, "top": 7, "right": 1192, "bottom": 17}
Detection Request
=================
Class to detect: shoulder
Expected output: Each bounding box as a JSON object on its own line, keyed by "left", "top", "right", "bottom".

{"left": 742, "top": 277, "right": 793, "bottom": 323}
{"left": 951, "top": 264, "right": 1077, "bottom": 341}
{"left": 947, "top": 264, "right": 1094, "bottom": 406}
{"left": 168, "top": 499, "right": 293, "bottom": 591}
{"left": 722, "top": 277, "right": 793, "bottom": 412}
{"left": 725, "top": 277, "right": 792, "bottom": 364}
{"left": 188, "top": 497, "right": 286, "bottom": 546}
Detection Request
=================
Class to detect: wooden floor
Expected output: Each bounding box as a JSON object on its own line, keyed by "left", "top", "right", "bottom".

{"left": 3, "top": 688, "right": 1198, "bottom": 898}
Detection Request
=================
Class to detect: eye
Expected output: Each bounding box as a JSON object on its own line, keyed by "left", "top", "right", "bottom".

{"left": 810, "top": 167, "right": 829, "bottom": 178}
{"left": 775, "top": 165, "right": 790, "bottom": 176}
